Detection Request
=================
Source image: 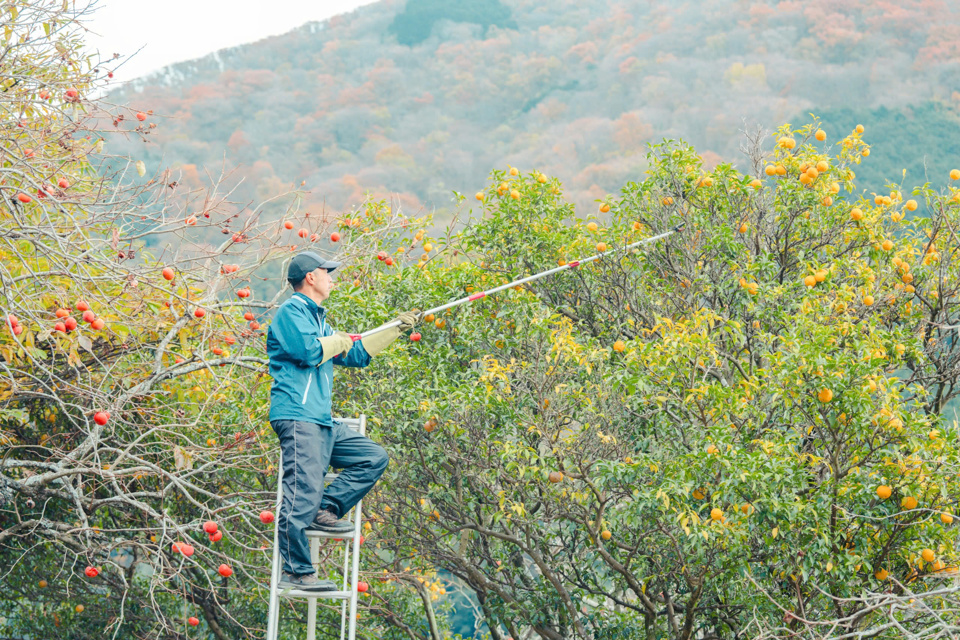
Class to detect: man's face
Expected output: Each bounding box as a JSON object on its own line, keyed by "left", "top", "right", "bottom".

{"left": 305, "top": 267, "right": 334, "bottom": 301}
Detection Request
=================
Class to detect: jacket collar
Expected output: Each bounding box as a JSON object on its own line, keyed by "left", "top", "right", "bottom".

{"left": 291, "top": 292, "right": 327, "bottom": 319}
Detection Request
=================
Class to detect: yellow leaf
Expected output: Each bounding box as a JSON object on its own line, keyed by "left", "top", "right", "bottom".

{"left": 136, "top": 160, "right": 146, "bottom": 177}
{"left": 772, "top": 527, "right": 779, "bottom": 539}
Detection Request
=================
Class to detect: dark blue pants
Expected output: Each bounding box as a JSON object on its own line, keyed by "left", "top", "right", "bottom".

{"left": 271, "top": 419, "right": 389, "bottom": 576}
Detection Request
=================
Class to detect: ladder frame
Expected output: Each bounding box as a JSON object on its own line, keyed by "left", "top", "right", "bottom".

{"left": 266, "top": 415, "right": 366, "bottom": 640}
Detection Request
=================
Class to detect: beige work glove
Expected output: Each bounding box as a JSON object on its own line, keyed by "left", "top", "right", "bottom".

{"left": 362, "top": 310, "right": 421, "bottom": 356}
{"left": 397, "top": 309, "right": 422, "bottom": 330}
{"left": 318, "top": 331, "right": 355, "bottom": 365}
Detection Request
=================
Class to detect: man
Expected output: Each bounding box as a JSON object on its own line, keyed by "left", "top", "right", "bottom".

{"left": 267, "top": 250, "right": 420, "bottom": 591}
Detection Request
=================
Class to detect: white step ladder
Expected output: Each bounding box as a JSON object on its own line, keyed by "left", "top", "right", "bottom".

{"left": 265, "top": 415, "right": 366, "bottom": 640}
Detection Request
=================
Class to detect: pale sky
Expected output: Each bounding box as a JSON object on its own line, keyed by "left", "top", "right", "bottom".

{"left": 82, "top": 0, "right": 378, "bottom": 81}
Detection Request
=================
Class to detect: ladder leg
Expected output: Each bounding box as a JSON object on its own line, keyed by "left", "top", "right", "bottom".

{"left": 340, "top": 584, "right": 348, "bottom": 639}
{"left": 307, "top": 536, "right": 319, "bottom": 640}
{"left": 266, "top": 454, "right": 285, "bottom": 640}
{"left": 340, "top": 507, "right": 351, "bottom": 640}
{"left": 344, "top": 415, "right": 366, "bottom": 640}
{"left": 347, "top": 497, "right": 362, "bottom": 640}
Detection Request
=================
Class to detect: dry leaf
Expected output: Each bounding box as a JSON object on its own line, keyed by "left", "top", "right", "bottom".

{"left": 174, "top": 446, "right": 193, "bottom": 471}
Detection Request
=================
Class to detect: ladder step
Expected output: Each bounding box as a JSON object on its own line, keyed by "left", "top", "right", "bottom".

{"left": 278, "top": 588, "right": 353, "bottom": 600}
{"left": 305, "top": 528, "right": 360, "bottom": 540}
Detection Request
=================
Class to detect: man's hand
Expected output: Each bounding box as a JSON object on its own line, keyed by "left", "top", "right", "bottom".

{"left": 333, "top": 331, "right": 356, "bottom": 350}
{"left": 317, "top": 332, "right": 355, "bottom": 365}
{"left": 396, "top": 309, "right": 422, "bottom": 331}
{"left": 361, "top": 310, "right": 421, "bottom": 357}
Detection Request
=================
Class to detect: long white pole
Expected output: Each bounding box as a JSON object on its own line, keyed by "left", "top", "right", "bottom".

{"left": 349, "top": 223, "right": 684, "bottom": 341}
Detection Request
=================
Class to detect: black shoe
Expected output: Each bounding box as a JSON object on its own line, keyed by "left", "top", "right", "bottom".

{"left": 279, "top": 571, "right": 337, "bottom": 591}
{"left": 306, "top": 508, "right": 354, "bottom": 534}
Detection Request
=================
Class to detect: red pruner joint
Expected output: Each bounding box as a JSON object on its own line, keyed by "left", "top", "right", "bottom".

{"left": 468, "top": 292, "right": 486, "bottom": 301}
{"left": 349, "top": 334, "right": 362, "bottom": 342}
{"left": 567, "top": 261, "right": 581, "bottom": 269}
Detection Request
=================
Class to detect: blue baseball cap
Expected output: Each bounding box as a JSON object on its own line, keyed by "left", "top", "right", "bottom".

{"left": 286, "top": 251, "right": 341, "bottom": 285}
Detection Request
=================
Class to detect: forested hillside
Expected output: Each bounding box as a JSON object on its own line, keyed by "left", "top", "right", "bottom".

{"left": 109, "top": 0, "right": 960, "bottom": 229}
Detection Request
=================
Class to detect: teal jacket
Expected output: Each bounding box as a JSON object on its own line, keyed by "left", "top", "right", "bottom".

{"left": 267, "top": 293, "right": 371, "bottom": 424}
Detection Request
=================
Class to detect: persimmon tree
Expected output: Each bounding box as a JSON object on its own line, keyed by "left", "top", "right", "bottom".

{"left": 0, "top": 3, "right": 437, "bottom": 639}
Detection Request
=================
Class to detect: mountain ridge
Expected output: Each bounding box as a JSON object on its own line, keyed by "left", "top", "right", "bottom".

{"left": 108, "top": 0, "right": 960, "bottom": 235}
